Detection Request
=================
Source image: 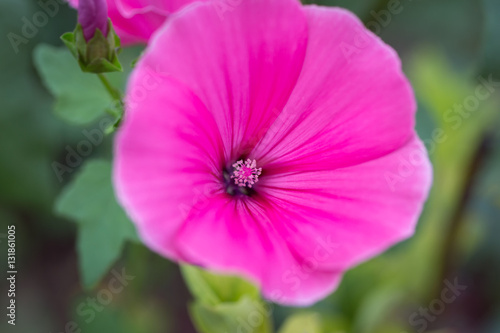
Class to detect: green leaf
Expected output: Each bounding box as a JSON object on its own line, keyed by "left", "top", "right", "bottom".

{"left": 33, "top": 44, "right": 113, "bottom": 125}
{"left": 181, "top": 265, "right": 260, "bottom": 306}
{"left": 55, "top": 159, "right": 138, "bottom": 288}
{"left": 190, "top": 297, "right": 272, "bottom": 333}
{"left": 278, "top": 312, "right": 322, "bottom": 333}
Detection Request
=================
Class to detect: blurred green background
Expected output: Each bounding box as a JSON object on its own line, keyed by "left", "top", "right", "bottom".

{"left": 1, "top": 0, "right": 499, "bottom": 332}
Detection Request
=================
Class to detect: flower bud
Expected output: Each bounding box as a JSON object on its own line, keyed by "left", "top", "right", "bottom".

{"left": 61, "top": 17, "right": 122, "bottom": 74}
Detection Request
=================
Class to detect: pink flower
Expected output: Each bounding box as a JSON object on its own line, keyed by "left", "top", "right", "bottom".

{"left": 67, "top": 0, "right": 204, "bottom": 45}
{"left": 114, "top": 0, "right": 432, "bottom": 305}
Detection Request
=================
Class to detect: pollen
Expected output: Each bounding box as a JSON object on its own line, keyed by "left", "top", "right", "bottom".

{"left": 231, "top": 159, "right": 262, "bottom": 188}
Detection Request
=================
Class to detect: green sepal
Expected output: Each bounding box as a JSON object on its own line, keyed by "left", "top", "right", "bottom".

{"left": 61, "top": 32, "right": 77, "bottom": 58}
{"left": 85, "top": 56, "right": 123, "bottom": 73}
{"left": 86, "top": 29, "right": 109, "bottom": 63}
{"left": 74, "top": 24, "right": 87, "bottom": 61}
{"left": 181, "top": 265, "right": 272, "bottom": 333}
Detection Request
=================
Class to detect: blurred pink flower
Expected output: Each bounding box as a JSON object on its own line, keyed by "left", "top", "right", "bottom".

{"left": 114, "top": 0, "right": 432, "bottom": 305}
{"left": 67, "top": 0, "right": 204, "bottom": 45}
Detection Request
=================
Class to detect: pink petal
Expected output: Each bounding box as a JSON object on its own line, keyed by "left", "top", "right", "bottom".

{"left": 175, "top": 193, "right": 344, "bottom": 306}
{"left": 107, "top": 0, "right": 167, "bottom": 45}
{"left": 258, "top": 135, "right": 432, "bottom": 271}
{"left": 140, "top": 0, "right": 308, "bottom": 161}
{"left": 115, "top": 0, "right": 200, "bottom": 17}
{"left": 78, "top": 0, "right": 109, "bottom": 40}
{"left": 253, "top": 6, "right": 416, "bottom": 172}
{"left": 114, "top": 73, "right": 226, "bottom": 259}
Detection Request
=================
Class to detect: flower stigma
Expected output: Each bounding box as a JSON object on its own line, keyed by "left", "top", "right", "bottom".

{"left": 231, "top": 159, "right": 262, "bottom": 188}
{"left": 224, "top": 159, "right": 262, "bottom": 196}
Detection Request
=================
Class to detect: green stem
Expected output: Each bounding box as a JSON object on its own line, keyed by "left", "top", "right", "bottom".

{"left": 436, "top": 135, "right": 492, "bottom": 291}
{"left": 97, "top": 73, "right": 122, "bottom": 102}
{"left": 97, "top": 73, "right": 124, "bottom": 132}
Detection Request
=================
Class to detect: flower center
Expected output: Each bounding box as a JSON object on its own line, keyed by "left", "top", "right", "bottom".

{"left": 223, "top": 159, "right": 262, "bottom": 197}
{"left": 231, "top": 159, "right": 262, "bottom": 188}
